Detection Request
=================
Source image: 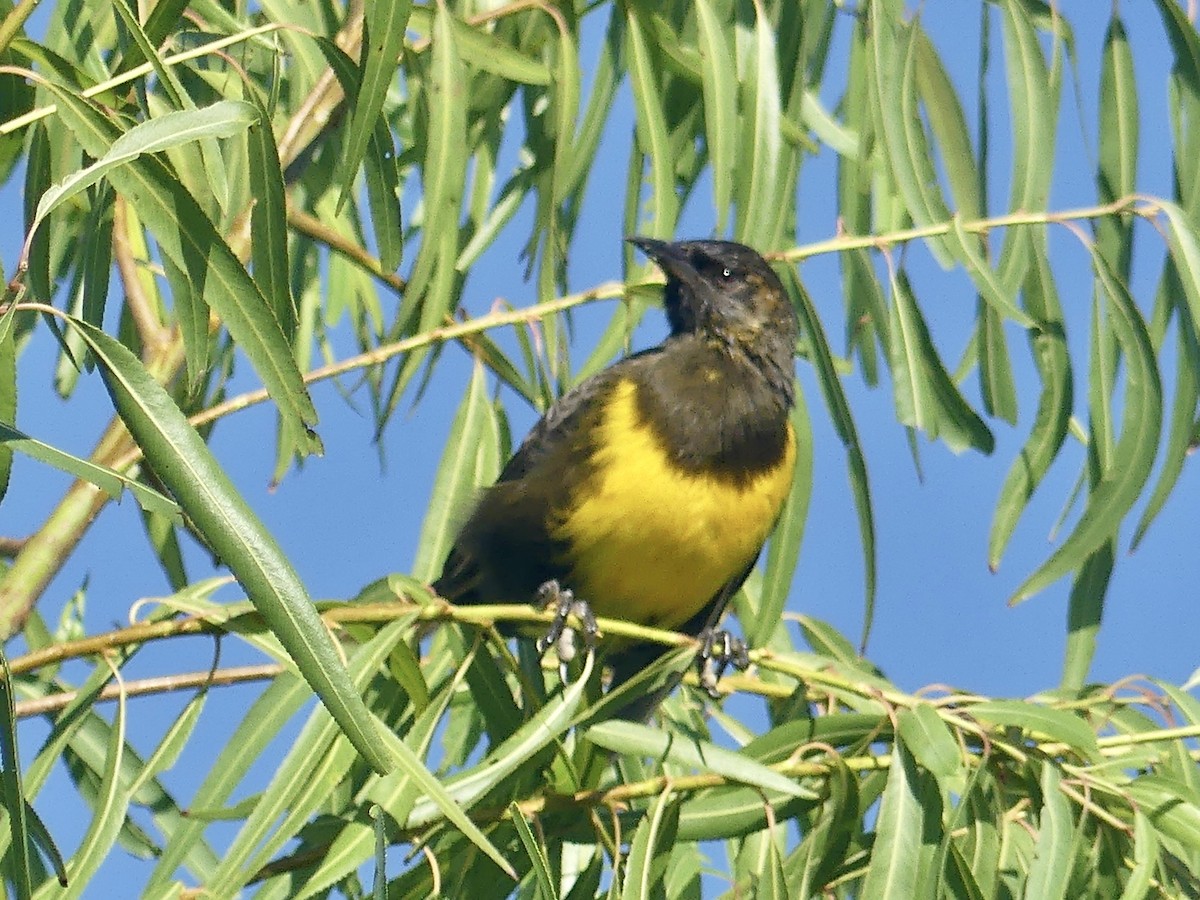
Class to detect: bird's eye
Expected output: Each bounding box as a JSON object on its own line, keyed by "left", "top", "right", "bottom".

{"left": 721, "top": 267, "right": 732, "bottom": 279}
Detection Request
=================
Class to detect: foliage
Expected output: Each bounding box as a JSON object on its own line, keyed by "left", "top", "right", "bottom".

{"left": 0, "top": 0, "right": 1198, "bottom": 896}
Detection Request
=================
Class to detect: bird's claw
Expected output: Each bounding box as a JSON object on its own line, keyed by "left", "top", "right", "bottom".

{"left": 534, "top": 580, "right": 598, "bottom": 679}
{"left": 697, "top": 628, "right": 750, "bottom": 698}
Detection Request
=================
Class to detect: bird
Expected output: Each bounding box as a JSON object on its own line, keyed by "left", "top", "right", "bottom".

{"left": 433, "top": 237, "right": 799, "bottom": 717}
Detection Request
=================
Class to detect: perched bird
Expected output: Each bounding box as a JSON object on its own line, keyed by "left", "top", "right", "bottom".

{"left": 434, "top": 237, "right": 799, "bottom": 714}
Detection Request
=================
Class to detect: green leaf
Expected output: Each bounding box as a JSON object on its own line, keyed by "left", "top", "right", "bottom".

{"left": 42, "top": 84, "right": 320, "bottom": 458}
{"left": 53, "top": 668, "right": 129, "bottom": 896}
{"left": 897, "top": 703, "right": 962, "bottom": 779}
{"left": 337, "top": 0, "right": 412, "bottom": 210}
{"left": 1117, "top": 811, "right": 1158, "bottom": 900}
{"left": 586, "top": 720, "right": 816, "bottom": 800}
{"left": 1095, "top": 15, "right": 1137, "bottom": 281}
{"left": 23, "top": 101, "right": 258, "bottom": 269}
{"left": 625, "top": 4, "right": 678, "bottom": 234}
{"left": 988, "top": 239, "right": 1072, "bottom": 568}
{"left": 68, "top": 319, "right": 391, "bottom": 775}
{"left": 1010, "top": 253, "right": 1162, "bottom": 604}
{"left": 511, "top": 803, "right": 559, "bottom": 900}
{"left": 407, "top": 5, "right": 551, "bottom": 85}
{"left": 0, "top": 422, "right": 181, "bottom": 522}
{"left": 0, "top": 303, "right": 15, "bottom": 505}
{"left": 1022, "top": 764, "right": 1074, "bottom": 899}
{"left": 694, "top": 0, "right": 736, "bottom": 230}
{"left": 869, "top": 4, "right": 953, "bottom": 265}
{"left": 860, "top": 742, "right": 924, "bottom": 900}
{"left": 913, "top": 27, "right": 981, "bottom": 220}
{"left": 996, "top": 0, "right": 1058, "bottom": 289}
{"left": 412, "top": 359, "right": 502, "bottom": 583}
{"left": 889, "top": 269, "right": 995, "bottom": 454}
{"left": 736, "top": 0, "right": 786, "bottom": 248}
{"left": 967, "top": 701, "right": 1099, "bottom": 757}
{"left": 621, "top": 789, "right": 679, "bottom": 900}
{"left": 755, "top": 386, "right": 813, "bottom": 649}
{"left": 145, "top": 675, "right": 311, "bottom": 894}
{"left": 246, "top": 95, "right": 295, "bottom": 341}
{"left": 1131, "top": 316, "right": 1199, "bottom": 548}
{"left": 0, "top": 647, "right": 34, "bottom": 897}
{"left": 789, "top": 273, "right": 877, "bottom": 649}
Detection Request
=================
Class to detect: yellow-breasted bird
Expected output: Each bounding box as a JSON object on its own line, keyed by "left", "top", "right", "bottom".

{"left": 433, "top": 237, "right": 798, "bottom": 714}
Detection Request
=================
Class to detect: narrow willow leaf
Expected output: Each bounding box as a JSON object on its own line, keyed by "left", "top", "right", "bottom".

{"left": 737, "top": 0, "right": 785, "bottom": 248}
{"left": 988, "top": 241, "right": 1071, "bottom": 568}
{"left": 406, "top": 5, "right": 551, "bottom": 84}
{"left": 1023, "top": 764, "right": 1074, "bottom": 899}
{"left": 1010, "top": 254, "right": 1161, "bottom": 604}
{"left": 755, "top": 384, "right": 813, "bottom": 649}
{"left": 78, "top": 184, "right": 114, "bottom": 330}
{"left": 399, "top": 2, "right": 467, "bottom": 323}
{"left": 337, "top": 0, "right": 412, "bottom": 210}
{"left": 789, "top": 274, "right": 877, "bottom": 647}
{"left": 995, "top": 0, "right": 1058, "bottom": 291}
{"left": 1124, "top": 776, "right": 1200, "bottom": 856}
{"left": 54, "top": 674, "right": 128, "bottom": 897}
{"left": 69, "top": 320, "right": 391, "bottom": 774}
{"left": 403, "top": 654, "right": 592, "bottom": 832}
{"left": 302, "top": 677, "right": 455, "bottom": 900}
{"left": 1132, "top": 319, "right": 1199, "bottom": 548}
{"left": 890, "top": 270, "right": 995, "bottom": 454}
{"left": 412, "top": 360, "right": 501, "bottom": 582}
{"left": 897, "top": 703, "right": 961, "bottom": 779}
{"left": 0, "top": 648, "right": 34, "bottom": 896}
{"left": 695, "top": 0, "right": 736, "bottom": 230}
{"left": 43, "top": 84, "right": 320, "bottom": 457}
{"left": 967, "top": 701, "right": 1098, "bottom": 757}
{"left": 625, "top": 4, "right": 678, "bottom": 234}
{"left": 205, "top": 625, "right": 408, "bottom": 894}
{"left": 510, "top": 803, "right": 559, "bottom": 900}
{"left": 947, "top": 218, "right": 1036, "bottom": 330}
{"left": 316, "top": 37, "right": 404, "bottom": 277}
{"left": 246, "top": 95, "right": 295, "bottom": 339}
{"left": 549, "top": 12, "right": 580, "bottom": 212}
{"left": 144, "top": 675, "right": 310, "bottom": 894}
{"left": 787, "top": 757, "right": 858, "bottom": 897}
{"left": 869, "top": 3, "right": 953, "bottom": 265}
{"left": 1152, "top": 0, "right": 1200, "bottom": 100}
{"left": 1159, "top": 202, "right": 1200, "bottom": 344}
{"left": 0, "top": 303, "right": 14, "bottom": 504}
{"left": 1095, "top": 15, "right": 1137, "bottom": 281}
{"left": 25, "top": 101, "right": 257, "bottom": 260}
{"left": 1117, "top": 811, "right": 1157, "bottom": 900}
{"left": 1060, "top": 541, "right": 1114, "bottom": 691}
{"left": 860, "top": 742, "right": 923, "bottom": 900}
{"left": 913, "top": 28, "right": 981, "bottom": 219}
{"left": 621, "top": 789, "right": 679, "bottom": 900}
{"left": 586, "top": 720, "right": 815, "bottom": 800}
{"left": 0, "top": 422, "right": 181, "bottom": 521}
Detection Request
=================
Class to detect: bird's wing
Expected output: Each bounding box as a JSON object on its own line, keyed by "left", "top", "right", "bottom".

{"left": 495, "top": 348, "right": 662, "bottom": 482}
{"left": 435, "top": 351, "right": 661, "bottom": 603}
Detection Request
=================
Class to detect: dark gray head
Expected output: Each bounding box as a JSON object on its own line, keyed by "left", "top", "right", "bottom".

{"left": 629, "top": 237, "right": 799, "bottom": 392}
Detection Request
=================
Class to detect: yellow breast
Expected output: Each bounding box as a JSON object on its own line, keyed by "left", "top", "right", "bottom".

{"left": 551, "top": 379, "right": 796, "bottom": 630}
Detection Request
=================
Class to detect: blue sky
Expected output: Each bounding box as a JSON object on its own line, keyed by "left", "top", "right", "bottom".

{"left": 4, "top": 2, "right": 1200, "bottom": 891}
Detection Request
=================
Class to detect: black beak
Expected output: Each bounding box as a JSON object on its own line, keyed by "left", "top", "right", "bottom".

{"left": 627, "top": 236, "right": 696, "bottom": 283}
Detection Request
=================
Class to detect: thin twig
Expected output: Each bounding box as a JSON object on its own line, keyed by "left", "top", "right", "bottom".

{"left": 13, "top": 663, "right": 283, "bottom": 718}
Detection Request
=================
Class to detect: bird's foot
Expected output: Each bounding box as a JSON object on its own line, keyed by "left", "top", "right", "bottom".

{"left": 534, "top": 580, "right": 598, "bottom": 679}
{"left": 696, "top": 628, "right": 751, "bottom": 698}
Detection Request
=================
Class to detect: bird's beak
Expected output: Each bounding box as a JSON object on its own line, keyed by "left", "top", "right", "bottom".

{"left": 627, "top": 236, "right": 697, "bottom": 284}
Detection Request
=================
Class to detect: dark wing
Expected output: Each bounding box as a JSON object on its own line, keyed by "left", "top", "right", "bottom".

{"left": 434, "top": 350, "right": 661, "bottom": 604}
{"left": 495, "top": 347, "right": 662, "bottom": 483}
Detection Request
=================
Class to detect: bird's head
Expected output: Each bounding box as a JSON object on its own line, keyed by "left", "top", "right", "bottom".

{"left": 629, "top": 237, "right": 798, "bottom": 381}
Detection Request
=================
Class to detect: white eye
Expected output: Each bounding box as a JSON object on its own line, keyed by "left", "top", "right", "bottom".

{"left": 721, "top": 267, "right": 732, "bottom": 278}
